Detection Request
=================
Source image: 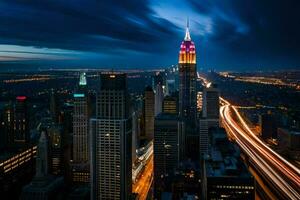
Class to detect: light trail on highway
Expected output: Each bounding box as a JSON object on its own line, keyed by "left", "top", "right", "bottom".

{"left": 196, "top": 72, "right": 300, "bottom": 199}
{"left": 132, "top": 155, "right": 153, "bottom": 200}
{"left": 220, "top": 102, "right": 300, "bottom": 199}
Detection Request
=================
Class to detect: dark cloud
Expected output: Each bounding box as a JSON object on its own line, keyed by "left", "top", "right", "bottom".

{"left": 0, "top": 0, "right": 299, "bottom": 69}
{"left": 189, "top": 0, "right": 300, "bottom": 68}
{"left": 0, "top": 0, "right": 178, "bottom": 54}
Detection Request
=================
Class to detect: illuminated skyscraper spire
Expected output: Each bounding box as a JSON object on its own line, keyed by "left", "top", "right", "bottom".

{"left": 178, "top": 18, "right": 197, "bottom": 160}
{"left": 184, "top": 18, "right": 191, "bottom": 41}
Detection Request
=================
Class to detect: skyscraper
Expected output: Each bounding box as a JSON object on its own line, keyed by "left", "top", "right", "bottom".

{"left": 72, "top": 72, "right": 90, "bottom": 183}
{"left": 178, "top": 20, "right": 197, "bottom": 124}
{"left": 154, "top": 113, "right": 179, "bottom": 197}
{"left": 90, "top": 73, "right": 132, "bottom": 200}
{"left": 14, "top": 96, "right": 29, "bottom": 147}
{"left": 155, "top": 83, "right": 164, "bottom": 116}
{"left": 178, "top": 20, "right": 198, "bottom": 159}
{"left": 144, "top": 86, "right": 155, "bottom": 141}
{"left": 48, "top": 125, "right": 63, "bottom": 175}
{"left": 200, "top": 84, "right": 219, "bottom": 157}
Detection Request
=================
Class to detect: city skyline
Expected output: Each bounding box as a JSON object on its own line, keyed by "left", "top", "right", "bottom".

{"left": 0, "top": 0, "right": 300, "bottom": 71}
{"left": 0, "top": 1, "right": 300, "bottom": 200}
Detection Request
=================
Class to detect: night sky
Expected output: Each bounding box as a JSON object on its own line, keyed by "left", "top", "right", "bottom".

{"left": 0, "top": 0, "right": 299, "bottom": 71}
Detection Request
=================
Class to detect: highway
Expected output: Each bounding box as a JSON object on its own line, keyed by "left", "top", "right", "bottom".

{"left": 132, "top": 141, "right": 153, "bottom": 182}
{"left": 132, "top": 155, "right": 153, "bottom": 200}
{"left": 220, "top": 100, "right": 300, "bottom": 199}
{"left": 196, "top": 72, "right": 300, "bottom": 199}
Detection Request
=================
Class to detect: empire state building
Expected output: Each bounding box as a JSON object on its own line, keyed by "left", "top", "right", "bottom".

{"left": 178, "top": 20, "right": 197, "bottom": 125}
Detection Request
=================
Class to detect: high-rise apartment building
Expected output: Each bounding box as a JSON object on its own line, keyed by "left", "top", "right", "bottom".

{"left": 90, "top": 73, "right": 132, "bottom": 200}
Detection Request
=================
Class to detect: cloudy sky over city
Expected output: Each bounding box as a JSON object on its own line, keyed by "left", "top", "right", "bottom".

{"left": 0, "top": 0, "right": 299, "bottom": 70}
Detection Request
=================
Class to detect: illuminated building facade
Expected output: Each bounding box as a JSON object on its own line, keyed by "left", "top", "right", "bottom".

{"left": 0, "top": 146, "right": 36, "bottom": 174}
{"left": 178, "top": 21, "right": 198, "bottom": 159}
{"left": 197, "top": 91, "right": 203, "bottom": 112}
{"left": 72, "top": 72, "right": 90, "bottom": 184}
{"left": 0, "top": 146, "right": 36, "bottom": 198}
{"left": 178, "top": 20, "right": 197, "bottom": 123}
{"left": 90, "top": 73, "right": 132, "bottom": 200}
{"left": 162, "top": 95, "right": 178, "bottom": 114}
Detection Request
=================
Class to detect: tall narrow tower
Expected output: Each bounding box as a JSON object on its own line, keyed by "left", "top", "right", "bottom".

{"left": 90, "top": 73, "right": 132, "bottom": 200}
{"left": 72, "top": 72, "right": 90, "bottom": 183}
{"left": 144, "top": 86, "right": 155, "bottom": 141}
{"left": 178, "top": 19, "right": 197, "bottom": 124}
{"left": 178, "top": 19, "right": 198, "bottom": 160}
{"left": 73, "top": 72, "right": 90, "bottom": 163}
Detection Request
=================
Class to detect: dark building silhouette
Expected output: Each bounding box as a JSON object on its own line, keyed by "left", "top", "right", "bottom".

{"left": 13, "top": 96, "right": 29, "bottom": 147}
{"left": 260, "top": 113, "right": 278, "bottom": 139}
{"left": 154, "top": 113, "right": 180, "bottom": 198}
{"left": 20, "top": 132, "right": 63, "bottom": 200}
{"left": 143, "top": 86, "right": 155, "bottom": 141}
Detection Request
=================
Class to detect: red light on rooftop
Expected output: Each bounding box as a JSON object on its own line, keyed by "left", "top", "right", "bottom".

{"left": 16, "top": 96, "right": 27, "bottom": 101}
